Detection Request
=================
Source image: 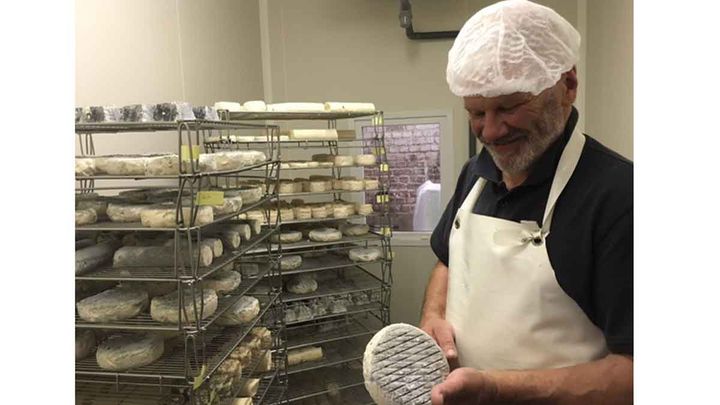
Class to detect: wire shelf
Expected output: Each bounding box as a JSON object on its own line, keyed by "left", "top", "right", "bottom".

{"left": 279, "top": 255, "right": 383, "bottom": 276}
{"left": 76, "top": 228, "right": 277, "bottom": 282}
{"left": 278, "top": 188, "right": 382, "bottom": 198}
{"left": 75, "top": 196, "right": 277, "bottom": 233}
{"left": 282, "top": 363, "right": 364, "bottom": 403}
{"left": 279, "top": 267, "right": 385, "bottom": 304}
{"left": 278, "top": 214, "right": 380, "bottom": 226}
{"left": 284, "top": 303, "right": 382, "bottom": 327}
{"left": 223, "top": 111, "right": 378, "bottom": 121}
{"left": 285, "top": 336, "right": 370, "bottom": 375}
{"left": 269, "top": 233, "right": 384, "bottom": 253}
{"left": 76, "top": 293, "right": 279, "bottom": 387}
{"left": 286, "top": 315, "right": 382, "bottom": 351}
{"left": 75, "top": 120, "right": 272, "bottom": 134}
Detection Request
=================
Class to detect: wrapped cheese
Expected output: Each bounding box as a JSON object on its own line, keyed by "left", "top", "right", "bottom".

{"left": 96, "top": 333, "right": 164, "bottom": 371}
{"left": 150, "top": 289, "right": 218, "bottom": 324}
{"left": 76, "top": 286, "right": 149, "bottom": 322}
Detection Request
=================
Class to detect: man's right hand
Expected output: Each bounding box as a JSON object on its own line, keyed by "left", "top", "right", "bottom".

{"left": 421, "top": 316, "right": 459, "bottom": 369}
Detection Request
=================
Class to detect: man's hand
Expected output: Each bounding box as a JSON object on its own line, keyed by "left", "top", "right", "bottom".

{"left": 420, "top": 316, "right": 459, "bottom": 368}
{"left": 431, "top": 368, "right": 499, "bottom": 405}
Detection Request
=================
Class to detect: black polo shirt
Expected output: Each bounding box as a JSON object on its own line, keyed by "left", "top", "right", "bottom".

{"left": 430, "top": 107, "right": 633, "bottom": 355}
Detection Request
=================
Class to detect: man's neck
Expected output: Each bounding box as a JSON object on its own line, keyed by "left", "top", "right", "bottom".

{"left": 502, "top": 171, "right": 529, "bottom": 190}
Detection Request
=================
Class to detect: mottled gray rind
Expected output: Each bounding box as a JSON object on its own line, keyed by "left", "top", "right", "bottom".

{"left": 76, "top": 287, "right": 149, "bottom": 322}
{"left": 96, "top": 334, "right": 164, "bottom": 371}
{"left": 150, "top": 289, "right": 218, "bottom": 324}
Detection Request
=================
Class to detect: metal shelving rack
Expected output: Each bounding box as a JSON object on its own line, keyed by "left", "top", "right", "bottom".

{"left": 75, "top": 119, "right": 288, "bottom": 405}
{"left": 205, "top": 109, "right": 392, "bottom": 404}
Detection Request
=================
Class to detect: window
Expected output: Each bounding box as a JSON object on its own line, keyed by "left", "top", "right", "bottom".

{"left": 354, "top": 112, "right": 453, "bottom": 245}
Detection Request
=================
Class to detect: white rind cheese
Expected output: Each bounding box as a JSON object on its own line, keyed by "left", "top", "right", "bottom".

{"left": 280, "top": 255, "right": 303, "bottom": 270}
{"left": 349, "top": 247, "right": 382, "bottom": 262}
{"left": 216, "top": 296, "right": 260, "bottom": 326}
{"left": 150, "top": 289, "right": 218, "bottom": 324}
{"left": 75, "top": 158, "right": 96, "bottom": 176}
{"left": 94, "top": 156, "right": 147, "bottom": 175}
{"left": 145, "top": 154, "right": 179, "bottom": 175}
{"left": 333, "top": 155, "right": 354, "bottom": 167}
{"left": 234, "top": 185, "right": 264, "bottom": 205}
{"left": 285, "top": 274, "right": 318, "bottom": 294}
{"left": 76, "top": 287, "right": 149, "bottom": 322}
{"left": 340, "top": 223, "right": 370, "bottom": 236}
{"left": 203, "top": 269, "right": 242, "bottom": 294}
{"left": 107, "top": 203, "right": 153, "bottom": 223}
{"left": 96, "top": 333, "right": 164, "bottom": 371}
{"left": 355, "top": 154, "right": 377, "bottom": 166}
{"left": 308, "top": 227, "right": 342, "bottom": 242}
{"left": 311, "top": 205, "right": 329, "bottom": 219}
{"left": 139, "top": 205, "right": 214, "bottom": 228}
{"left": 342, "top": 179, "right": 365, "bottom": 191}
{"left": 243, "top": 100, "right": 267, "bottom": 111}
{"left": 75, "top": 208, "right": 97, "bottom": 226}
{"left": 270, "top": 231, "right": 303, "bottom": 244}
{"left": 332, "top": 204, "right": 355, "bottom": 219}
{"left": 267, "top": 102, "right": 325, "bottom": 112}
{"left": 76, "top": 330, "right": 96, "bottom": 360}
{"left": 293, "top": 206, "right": 312, "bottom": 220}
{"left": 288, "top": 346, "right": 323, "bottom": 366}
{"left": 357, "top": 203, "right": 374, "bottom": 216}
{"left": 113, "top": 245, "right": 213, "bottom": 268}
{"left": 288, "top": 129, "right": 338, "bottom": 140}
{"left": 363, "top": 323, "right": 449, "bottom": 405}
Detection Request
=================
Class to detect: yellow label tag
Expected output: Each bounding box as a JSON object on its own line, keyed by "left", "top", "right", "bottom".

{"left": 371, "top": 147, "right": 386, "bottom": 156}
{"left": 196, "top": 191, "right": 224, "bottom": 206}
{"left": 193, "top": 364, "right": 208, "bottom": 389}
{"left": 388, "top": 251, "right": 395, "bottom": 260}
{"left": 181, "top": 145, "right": 201, "bottom": 162}
{"left": 381, "top": 226, "right": 392, "bottom": 236}
{"left": 375, "top": 194, "right": 389, "bottom": 204}
{"left": 379, "top": 163, "right": 389, "bottom": 172}
{"left": 372, "top": 115, "right": 384, "bottom": 126}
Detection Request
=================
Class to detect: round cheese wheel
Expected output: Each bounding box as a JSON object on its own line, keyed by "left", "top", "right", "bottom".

{"left": 76, "top": 330, "right": 96, "bottom": 361}
{"left": 309, "top": 227, "right": 343, "bottom": 242}
{"left": 342, "top": 179, "right": 365, "bottom": 191}
{"left": 243, "top": 100, "right": 267, "bottom": 112}
{"left": 333, "top": 204, "right": 355, "bottom": 219}
{"left": 305, "top": 180, "right": 327, "bottom": 193}
{"left": 364, "top": 179, "right": 380, "bottom": 190}
{"left": 278, "top": 181, "right": 296, "bottom": 194}
{"left": 333, "top": 155, "right": 354, "bottom": 167}
{"left": 286, "top": 275, "right": 318, "bottom": 294}
{"left": 280, "top": 255, "right": 303, "bottom": 270}
{"left": 216, "top": 296, "right": 260, "bottom": 326}
{"left": 349, "top": 247, "right": 382, "bottom": 262}
{"left": 76, "top": 287, "right": 149, "bottom": 323}
{"left": 363, "top": 324, "right": 449, "bottom": 405}
{"left": 311, "top": 205, "right": 329, "bottom": 219}
{"left": 357, "top": 204, "right": 374, "bottom": 216}
{"left": 354, "top": 154, "right": 377, "bottom": 166}
{"left": 203, "top": 269, "right": 242, "bottom": 294}
{"left": 271, "top": 231, "right": 303, "bottom": 243}
{"left": 96, "top": 333, "right": 164, "bottom": 371}
{"left": 340, "top": 223, "right": 370, "bottom": 236}
{"left": 294, "top": 304, "right": 314, "bottom": 322}
{"left": 75, "top": 208, "right": 97, "bottom": 226}
{"left": 279, "top": 207, "right": 295, "bottom": 221}
{"left": 150, "top": 289, "right": 218, "bottom": 324}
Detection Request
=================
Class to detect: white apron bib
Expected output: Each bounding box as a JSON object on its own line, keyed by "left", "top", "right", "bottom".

{"left": 446, "top": 130, "right": 608, "bottom": 370}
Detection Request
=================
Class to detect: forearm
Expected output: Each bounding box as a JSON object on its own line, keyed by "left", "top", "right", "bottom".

{"left": 489, "top": 354, "right": 633, "bottom": 404}
{"left": 421, "top": 261, "right": 449, "bottom": 323}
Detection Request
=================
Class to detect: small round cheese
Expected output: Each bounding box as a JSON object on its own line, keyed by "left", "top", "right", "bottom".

{"left": 354, "top": 154, "right": 377, "bottom": 166}
{"left": 309, "top": 227, "right": 343, "bottom": 242}
{"left": 311, "top": 205, "right": 329, "bottom": 219}
{"left": 305, "top": 180, "right": 327, "bottom": 193}
{"left": 270, "top": 231, "right": 303, "bottom": 243}
{"left": 277, "top": 181, "right": 295, "bottom": 194}
{"left": 333, "top": 204, "right": 355, "bottom": 219}
{"left": 349, "top": 247, "right": 382, "bottom": 262}
{"left": 96, "top": 333, "right": 164, "bottom": 371}
{"left": 286, "top": 274, "right": 318, "bottom": 294}
{"left": 280, "top": 255, "right": 303, "bottom": 270}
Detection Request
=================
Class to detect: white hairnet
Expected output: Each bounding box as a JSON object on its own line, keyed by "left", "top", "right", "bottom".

{"left": 446, "top": 0, "right": 581, "bottom": 98}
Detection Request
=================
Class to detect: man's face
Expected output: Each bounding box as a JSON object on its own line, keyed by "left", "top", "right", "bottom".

{"left": 464, "top": 80, "right": 570, "bottom": 175}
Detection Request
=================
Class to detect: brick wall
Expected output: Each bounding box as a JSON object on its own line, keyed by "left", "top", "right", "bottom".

{"left": 363, "top": 123, "right": 441, "bottom": 231}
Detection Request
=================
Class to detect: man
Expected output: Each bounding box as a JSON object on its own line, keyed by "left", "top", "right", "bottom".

{"left": 422, "top": 1, "right": 633, "bottom": 403}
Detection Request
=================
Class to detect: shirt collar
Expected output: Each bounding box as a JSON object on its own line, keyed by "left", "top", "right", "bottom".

{"left": 471, "top": 107, "right": 579, "bottom": 187}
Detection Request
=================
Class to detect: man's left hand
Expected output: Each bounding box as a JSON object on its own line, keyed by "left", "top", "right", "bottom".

{"left": 431, "top": 368, "right": 499, "bottom": 405}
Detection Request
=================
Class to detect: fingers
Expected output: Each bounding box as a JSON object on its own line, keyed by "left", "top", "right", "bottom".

{"left": 430, "top": 384, "right": 445, "bottom": 405}
{"left": 434, "top": 321, "right": 457, "bottom": 361}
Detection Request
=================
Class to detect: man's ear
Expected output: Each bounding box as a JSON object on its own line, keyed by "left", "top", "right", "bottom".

{"left": 562, "top": 66, "right": 578, "bottom": 106}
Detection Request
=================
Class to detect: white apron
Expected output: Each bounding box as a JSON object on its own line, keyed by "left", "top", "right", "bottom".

{"left": 446, "top": 130, "right": 608, "bottom": 370}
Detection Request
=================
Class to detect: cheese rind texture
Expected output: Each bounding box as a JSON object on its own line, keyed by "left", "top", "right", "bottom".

{"left": 287, "top": 346, "right": 323, "bottom": 366}
{"left": 150, "top": 289, "right": 218, "bottom": 324}
{"left": 75, "top": 208, "right": 97, "bottom": 226}
{"left": 76, "top": 241, "right": 119, "bottom": 275}
{"left": 349, "top": 247, "right": 382, "bottom": 262}
{"left": 285, "top": 274, "right": 318, "bottom": 294}
{"left": 96, "top": 333, "right": 164, "bottom": 371}
{"left": 363, "top": 323, "right": 449, "bottom": 405}
{"left": 76, "top": 287, "right": 149, "bottom": 322}
{"left": 308, "top": 227, "right": 342, "bottom": 242}
{"left": 203, "top": 269, "right": 242, "bottom": 295}
{"left": 216, "top": 295, "right": 260, "bottom": 326}
{"left": 270, "top": 231, "right": 303, "bottom": 244}
{"left": 280, "top": 255, "right": 303, "bottom": 270}
{"left": 340, "top": 223, "right": 370, "bottom": 236}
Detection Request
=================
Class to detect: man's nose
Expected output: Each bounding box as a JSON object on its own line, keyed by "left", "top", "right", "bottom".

{"left": 481, "top": 111, "right": 508, "bottom": 143}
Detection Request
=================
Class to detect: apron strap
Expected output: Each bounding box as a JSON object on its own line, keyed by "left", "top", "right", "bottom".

{"left": 541, "top": 130, "right": 586, "bottom": 234}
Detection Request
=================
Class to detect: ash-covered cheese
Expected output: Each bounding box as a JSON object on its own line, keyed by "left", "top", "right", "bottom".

{"left": 145, "top": 154, "right": 179, "bottom": 175}
{"left": 150, "top": 289, "right": 218, "bottom": 324}
{"left": 239, "top": 263, "right": 261, "bottom": 278}
{"left": 76, "top": 286, "right": 149, "bottom": 322}
{"left": 76, "top": 241, "right": 119, "bottom": 275}
{"left": 76, "top": 330, "right": 96, "bottom": 360}
{"left": 340, "top": 223, "right": 370, "bottom": 236}
{"left": 107, "top": 203, "right": 153, "bottom": 223}
{"left": 363, "top": 323, "right": 449, "bottom": 405}
{"left": 308, "top": 227, "right": 342, "bottom": 242}
{"left": 349, "top": 247, "right": 382, "bottom": 262}
{"left": 203, "top": 269, "right": 242, "bottom": 295}
{"left": 96, "top": 333, "right": 164, "bottom": 371}
{"left": 281, "top": 255, "right": 303, "bottom": 270}
{"left": 216, "top": 296, "right": 260, "bottom": 326}
{"left": 75, "top": 208, "right": 97, "bottom": 226}
{"left": 270, "top": 231, "right": 303, "bottom": 244}
{"left": 285, "top": 274, "right": 318, "bottom": 294}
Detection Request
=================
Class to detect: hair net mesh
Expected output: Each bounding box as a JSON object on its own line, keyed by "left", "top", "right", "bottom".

{"left": 446, "top": 0, "right": 581, "bottom": 98}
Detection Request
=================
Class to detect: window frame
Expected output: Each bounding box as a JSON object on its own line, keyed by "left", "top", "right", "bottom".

{"left": 352, "top": 110, "right": 454, "bottom": 247}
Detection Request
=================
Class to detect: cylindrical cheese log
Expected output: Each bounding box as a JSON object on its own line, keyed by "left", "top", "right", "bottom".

{"left": 76, "top": 241, "right": 120, "bottom": 275}
{"left": 340, "top": 223, "right": 370, "bottom": 236}
{"left": 333, "top": 155, "right": 354, "bottom": 167}
{"left": 216, "top": 296, "right": 260, "bottom": 326}
{"left": 285, "top": 274, "right": 318, "bottom": 294}
{"left": 216, "top": 231, "right": 241, "bottom": 250}
{"left": 203, "top": 269, "right": 242, "bottom": 295}
{"left": 113, "top": 245, "right": 213, "bottom": 268}
{"left": 107, "top": 203, "right": 153, "bottom": 223}
{"left": 76, "top": 330, "right": 96, "bottom": 361}
{"left": 75, "top": 208, "right": 97, "bottom": 226}
{"left": 145, "top": 154, "right": 179, "bottom": 175}
{"left": 94, "top": 156, "right": 147, "bottom": 175}
{"left": 150, "top": 289, "right": 218, "bottom": 324}
{"left": 233, "top": 185, "right": 264, "bottom": 205}
{"left": 342, "top": 179, "right": 365, "bottom": 191}
{"left": 364, "top": 179, "right": 380, "bottom": 190}
{"left": 204, "top": 238, "right": 223, "bottom": 257}
{"left": 270, "top": 231, "right": 303, "bottom": 244}
{"left": 357, "top": 203, "right": 374, "bottom": 216}
{"left": 354, "top": 154, "right": 377, "bottom": 166}
{"left": 349, "top": 247, "right": 382, "bottom": 262}
{"left": 140, "top": 205, "right": 214, "bottom": 228}
{"left": 76, "top": 287, "right": 149, "bottom": 322}
{"left": 308, "top": 227, "right": 343, "bottom": 242}
{"left": 281, "top": 255, "right": 303, "bottom": 270}
{"left": 76, "top": 199, "right": 108, "bottom": 218}
{"left": 96, "top": 333, "right": 164, "bottom": 371}
{"left": 75, "top": 158, "right": 96, "bottom": 176}
{"left": 288, "top": 346, "right": 323, "bottom": 366}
